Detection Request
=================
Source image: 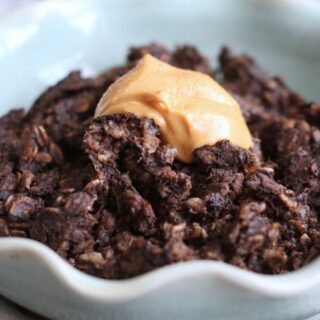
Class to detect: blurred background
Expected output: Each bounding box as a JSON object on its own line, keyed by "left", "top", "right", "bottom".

{"left": 0, "top": 0, "right": 40, "bottom": 16}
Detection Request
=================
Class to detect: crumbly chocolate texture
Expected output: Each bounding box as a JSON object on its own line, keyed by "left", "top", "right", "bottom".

{"left": 1, "top": 44, "right": 320, "bottom": 278}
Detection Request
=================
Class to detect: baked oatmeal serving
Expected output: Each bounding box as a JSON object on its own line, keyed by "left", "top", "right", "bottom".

{"left": 1, "top": 43, "right": 320, "bottom": 279}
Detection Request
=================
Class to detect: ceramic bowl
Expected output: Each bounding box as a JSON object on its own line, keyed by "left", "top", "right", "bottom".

{"left": 1, "top": 1, "right": 320, "bottom": 319}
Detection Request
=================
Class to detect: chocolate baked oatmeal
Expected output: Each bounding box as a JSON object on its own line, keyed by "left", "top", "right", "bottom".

{"left": 1, "top": 43, "right": 320, "bottom": 279}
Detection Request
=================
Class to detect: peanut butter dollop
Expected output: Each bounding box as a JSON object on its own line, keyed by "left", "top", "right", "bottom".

{"left": 95, "top": 54, "right": 252, "bottom": 162}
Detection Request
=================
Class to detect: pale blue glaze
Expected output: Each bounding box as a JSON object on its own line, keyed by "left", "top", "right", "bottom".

{"left": 1, "top": 1, "right": 320, "bottom": 319}
{"left": 0, "top": 0, "right": 320, "bottom": 114}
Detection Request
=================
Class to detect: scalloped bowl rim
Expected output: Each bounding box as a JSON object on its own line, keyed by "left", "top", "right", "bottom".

{"left": 1, "top": 237, "right": 320, "bottom": 301}
{"left": 1, "top": 0, "right": 320, "bottom": 306}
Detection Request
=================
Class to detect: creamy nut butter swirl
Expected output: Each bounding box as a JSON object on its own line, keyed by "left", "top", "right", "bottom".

{"left": 95, "top": 54, "right": 252, "bottom": 162}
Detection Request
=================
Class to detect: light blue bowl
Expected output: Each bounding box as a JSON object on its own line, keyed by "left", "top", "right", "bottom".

{"left": 1, "top": 1, "right": 320, "bottom": 319}
{"left": 1, "top": 0, "right": 320, "bottom": 112}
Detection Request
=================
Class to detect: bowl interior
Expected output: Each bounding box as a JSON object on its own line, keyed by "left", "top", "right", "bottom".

{"left": 0, "top": 0, "right": 320, "bottom": 115}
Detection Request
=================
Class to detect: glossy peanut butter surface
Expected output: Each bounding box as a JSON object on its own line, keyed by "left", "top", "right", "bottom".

{"left": 95, "top": 54, "right": 252, "bottom": 162}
